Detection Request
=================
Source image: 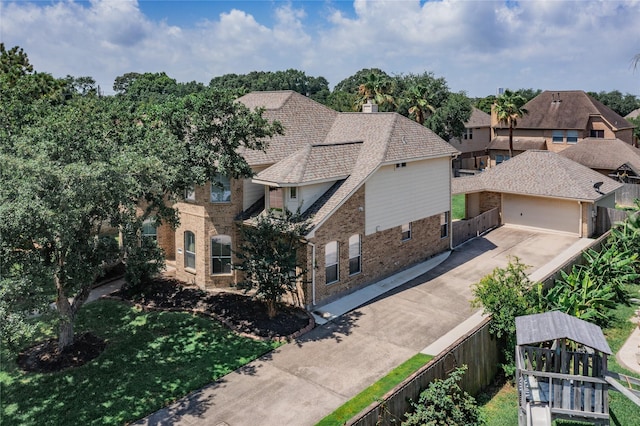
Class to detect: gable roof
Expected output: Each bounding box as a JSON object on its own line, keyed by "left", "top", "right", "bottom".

{"left": 254, "top": 141, "right": 363, "bottom": 185}
{"left": 237, "top": 91, "right": 338, "bottom": 166}
{"left": 506, "top": 90, "right": 633, "bottom": 131}
{"left": 559, "top": 138, "right": 640, "bottom": 174}
{"left": 452, "top": 150, "right": 622, "bottom": 201}
{"left": 625, "top": 108, "right": 640, "bottom": 119}
{"left": 516, "top": 311, "right": 611, "bottom": 354}
{"left": 240, "top": 91, "right": 459, "bottom": 235}
{"left": 467, "top": 107, "right": 491, "bottom": 128}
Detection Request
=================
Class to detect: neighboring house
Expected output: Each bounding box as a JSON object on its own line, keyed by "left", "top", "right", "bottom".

{"left": 559, "top": 138, "right": 640, "bottom": 183}
{"left": 158, "top": 91, "right": 459, "bottom": 307}
{"left": 452, "top": 150, "right": 622, "bottom": 237}
{"left": 488, "top": 90, "right": 635, "bottom": 167}
{"left": 449, "top": 107, "right": 491, "bottom": 174}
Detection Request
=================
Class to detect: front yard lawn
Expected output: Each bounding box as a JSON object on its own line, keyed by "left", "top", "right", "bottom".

{"left": 0, "top": 299, "right": 280, "bottom": 425}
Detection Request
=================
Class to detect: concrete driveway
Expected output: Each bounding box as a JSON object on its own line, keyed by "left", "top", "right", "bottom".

{"left": 136, "top": 226, "right": 582, "bottom": 426}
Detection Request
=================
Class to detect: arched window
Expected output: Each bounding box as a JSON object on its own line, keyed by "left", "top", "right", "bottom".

{"left": 349, "top": 234, "right": 361, "bottom": 275}
{"left": 184, "top": 231, "right": 196, "bottom": 270}
{"left": 325, "top": 241, "right": 339, "bottom": 284}
{"left": 211, "top": 235, "right": 232, "bottom": 274}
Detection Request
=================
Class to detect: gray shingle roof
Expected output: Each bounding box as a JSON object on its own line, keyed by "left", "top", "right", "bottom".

{"left": 237, "top": 91, "right": 338, "bottom": 166}
{"left": 255, "top": 142, "right": 363, "bottom": 184}
{"left": 238, "top": 91, "right": 458, "bottom": 234}
{"left": 559, "top": 138, "right": 640, "bottom": 174}
{"left": 516, "top": 311, "right": 611, "bottom": 354}
{"left": 467, "top": 107, "right": 491, "bottom": 128}
{"left": 451, "top": 150, "right": 622, "bottom": 200}
{"left": 508, "top": 90, "right": 633, "bottom": 131}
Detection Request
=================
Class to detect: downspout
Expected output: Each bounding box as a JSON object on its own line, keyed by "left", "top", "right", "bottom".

{"left": 308, "top": 241, "right": 316, "bottom": 306}
{"left": 578, "top": 201, "right": 583, "bottom": 237}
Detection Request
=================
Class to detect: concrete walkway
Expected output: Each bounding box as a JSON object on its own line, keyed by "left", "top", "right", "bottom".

{"left": 132, "top": 227, "right": 590, "bottom": 426}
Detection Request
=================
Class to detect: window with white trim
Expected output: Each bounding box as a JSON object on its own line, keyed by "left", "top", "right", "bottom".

{"left": 210, "top": 174, "right": 231, "bottom": 202}
{"left": 142, "top": 218, "right": 157, "bottom": 241}
{"left": 184, "top": 231, "right": 196, "bottom": 270}
{"left": 325, "top": 241, "right": 339, "bottom": 284}
{"left": 211, "top": 235, "right": 232, "bottom": 274}
{"left": 185, "top": 185, "right": 195, "bottom": 201}
{"left": 463, "top": 128, "right": 473, "bottom": 140}
{"left": 349, "top": 234, "right": 361, "bottom": 275}
{"left": 401, "top": 223, "right": 412, "bottom": 241}
{"left": 441, "top": 212, "right": 449, "bottom": 238}
{"left": 566, "top": 130, "right": 578, "bottom": 144}
{"left": 290, "top": 187, "right": 297, "bottom": 200}
{"left": 552, "top": 130, "right": 564, "bottom": 143}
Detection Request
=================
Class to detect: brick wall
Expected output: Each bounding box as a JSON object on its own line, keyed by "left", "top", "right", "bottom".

{"left": 172, "top": 179, "right": 245, "bottom": 289}
{"left": 479, "top": 191, "right": 501, "bottom": 214}
{"left": 305, "top": 186, "right": 450, "bottom": 306}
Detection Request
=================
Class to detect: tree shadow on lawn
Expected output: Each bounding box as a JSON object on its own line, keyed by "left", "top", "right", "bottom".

{"left": 2, "top": 300, "right": 278, "bottom": 426}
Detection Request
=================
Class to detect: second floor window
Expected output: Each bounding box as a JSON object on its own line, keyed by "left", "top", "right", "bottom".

{"left": 566, "top": 130, "right": 578, "bottom": 144}
{"left": 463, "top": 128, "right": 473, "bottom": 140}
{"left": 142, "top": 218, "right": 157, "bottom": 241}
{"left": 552, "top": 130, "right": 564, "bottom": 143}
{"left": 210, "top": 174, "right": 231, "bottom": 202}
{"left": 185, "top": 185, "right": 195, "bottom": 201}
{"left": 590, "top": 129, "right": 604, "bottom": 138}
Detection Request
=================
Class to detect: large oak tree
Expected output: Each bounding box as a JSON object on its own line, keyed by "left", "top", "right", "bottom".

{"left": 0, "top": 47, "right": 282, "bottom": 350}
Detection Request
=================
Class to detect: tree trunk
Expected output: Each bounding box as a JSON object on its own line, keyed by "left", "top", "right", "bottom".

{"left": 58, "top": 317, "right": 74, "bottom": 351}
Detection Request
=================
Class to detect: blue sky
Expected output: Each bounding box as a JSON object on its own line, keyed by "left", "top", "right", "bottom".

{"left": 1, "top": 0, "right": 640, "bottom": 97}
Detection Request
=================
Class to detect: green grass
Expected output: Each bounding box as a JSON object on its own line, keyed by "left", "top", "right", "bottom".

{"left": 452, "top": 194, "right": 466, "bottom": 220}
{"left": 316, "top": 353, "right": 433, "bottom": 426}
{"left": 0, "top": 299, "right": 280, "bottom": 426}
{"left": 480, "top": 284, "right": 640, "bottom": 426}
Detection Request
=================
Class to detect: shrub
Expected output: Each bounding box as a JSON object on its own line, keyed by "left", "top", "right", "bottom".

{"left": 403, "top": 365, "right": 485, "bottom": 426}
{"left": 471, "top": 257, "right": 542, "bottom": 376}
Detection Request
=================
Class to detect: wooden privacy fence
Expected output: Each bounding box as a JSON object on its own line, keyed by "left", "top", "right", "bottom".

{"left": 346, "top": 317, "right": 499, "bottom": 426}
{"left": 615, "top": 183, "right": 640, "bottom": 207}
{"left": 596, "top": 206, "right": 629, "bottom": 236}
{"left": 452, "top": 208, "right": 500, "bottom": 248}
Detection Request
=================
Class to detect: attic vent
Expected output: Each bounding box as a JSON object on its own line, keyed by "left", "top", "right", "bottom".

{"left": 395, "top": 162, "right": 407, "bottom": 169}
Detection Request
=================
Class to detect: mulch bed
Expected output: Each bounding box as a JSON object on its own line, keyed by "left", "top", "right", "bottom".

{"left": 111, "top": 277, "right": 314, "bottom": 341}
{"left": 17, "top": 277, "right": 313, "bottom": 374}
{"left": 17, "top": 332, "right": 106, "bottom": 373}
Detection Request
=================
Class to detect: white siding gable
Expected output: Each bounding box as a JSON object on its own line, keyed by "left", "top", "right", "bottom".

{"left": 365, "top": 157, "right": 450, "bottom": 235}
{"left": 243, "top": 166, "right": 268, "bottom": 210}
{"left": 298, "top": 182, "right": 336, "bottom": 214}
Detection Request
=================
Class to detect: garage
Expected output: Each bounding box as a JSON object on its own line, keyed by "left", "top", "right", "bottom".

{"left": 502, "top": 194, "right": 580, "bottom": 235}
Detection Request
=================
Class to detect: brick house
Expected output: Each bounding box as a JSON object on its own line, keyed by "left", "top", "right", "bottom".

{"left": 155, "top": 91, "right": 458, "bottom": 307}
{"left": 487, "top": 90, "right": 635, "bottom": 167}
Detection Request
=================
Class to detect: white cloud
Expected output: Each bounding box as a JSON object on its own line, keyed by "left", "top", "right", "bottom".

{"left": 1, "top": 0, "right": 639, "bottom": 97}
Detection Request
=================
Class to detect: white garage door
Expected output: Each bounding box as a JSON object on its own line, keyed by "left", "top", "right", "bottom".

{"left": 502, "top": 194, "right": 580, "bottom": 235}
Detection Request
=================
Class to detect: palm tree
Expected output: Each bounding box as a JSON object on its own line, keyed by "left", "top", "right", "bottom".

{"left": 405, "top": 84, "right": 436, "bottom": 125}
{"left": 356, "top": 72, "right": 395, "bottom": 111}
{"left": 493, "top": 90, "right": 528, "bottom": 158}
